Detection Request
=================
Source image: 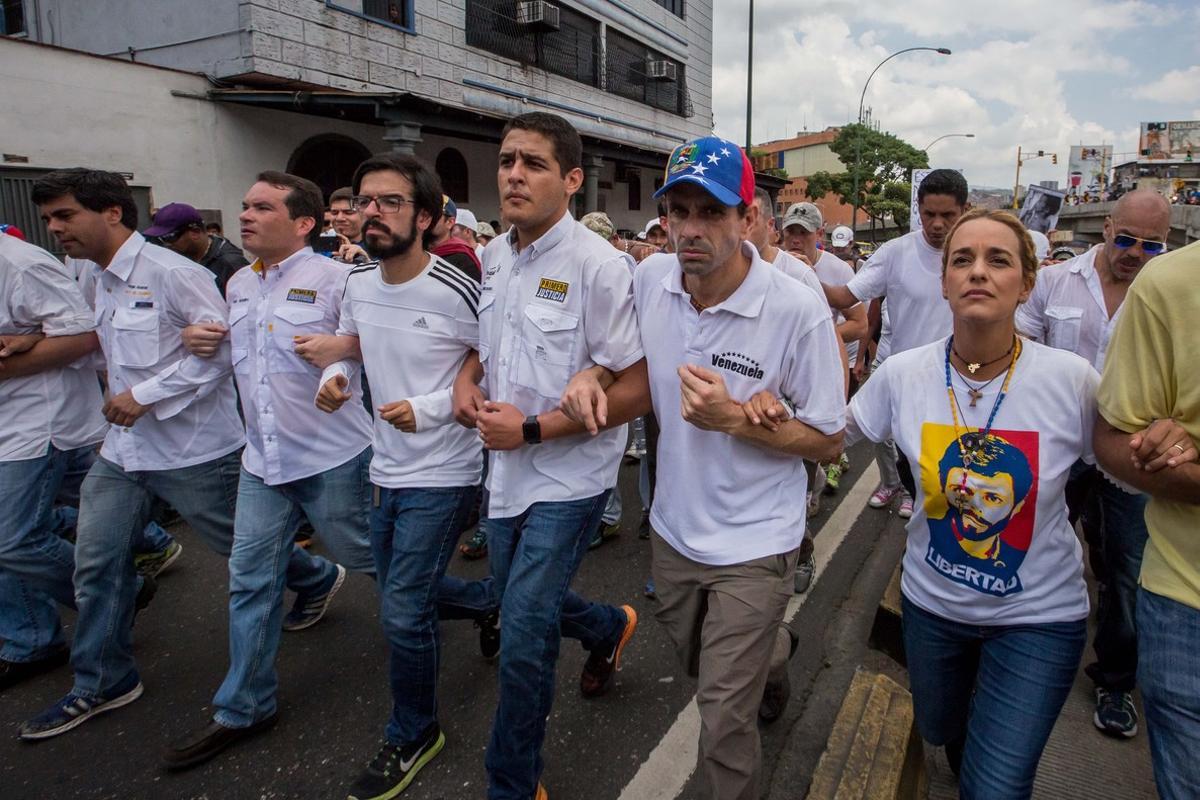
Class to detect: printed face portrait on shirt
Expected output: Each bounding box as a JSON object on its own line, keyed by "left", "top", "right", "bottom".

{"left": 497, "top": 128, "right": 583, "bottom": 236}
{"left": 919, "top": 423, "right": 1039, "bottom": 597}
{"left": 664, "top": 182, "right": 755, "bottom": 277}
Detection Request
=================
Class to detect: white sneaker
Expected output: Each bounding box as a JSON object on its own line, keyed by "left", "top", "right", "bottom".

{"left": 898, "top": 493, "right": 914, "bottom": 519}
{"left": 868, "top": 483, "right": 902, "bottom": 509}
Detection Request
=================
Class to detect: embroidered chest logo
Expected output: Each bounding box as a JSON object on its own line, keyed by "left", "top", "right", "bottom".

{"left": 286, "top": 288, "right": 317, "bottom": 304}
{"left": 413, "top": 316, "right": 430, "bottom": 330}
{"left": 711, "top": 351, "right": 764, "bottom": 380}
{"left": 535, "top": 278, "right": 569, "bottom": 303}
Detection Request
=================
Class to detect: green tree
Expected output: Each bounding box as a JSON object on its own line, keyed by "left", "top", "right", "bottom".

{"left": 804, "top": 124, "right": 928, "bottom": 228}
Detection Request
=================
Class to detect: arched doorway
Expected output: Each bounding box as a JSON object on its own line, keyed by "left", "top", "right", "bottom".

{"left": 436, "top": 147, "right": 469, "bottom": 203}
{"left": 287, "top": 134, "right": 372, "bottom": 204}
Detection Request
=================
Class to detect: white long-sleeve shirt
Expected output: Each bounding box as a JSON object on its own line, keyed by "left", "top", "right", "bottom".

{"left": 0, "top": 235, "right": 107, "bottom": 461}
{"left": 322, "top": 255, "right": 482, "bottom": 489}
{"left": 73, "top": 233, "right": 244, "bottom": 471}
{"left": 226, "top": 247, "right": 372, "bottom": 485}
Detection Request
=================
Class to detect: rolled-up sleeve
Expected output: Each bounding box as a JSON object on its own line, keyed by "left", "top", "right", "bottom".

{"left": 11, "top": 260, "right": 96, "bottom": 336}
{"left": 582, "top": 254, "right": 643, "bottom": 372}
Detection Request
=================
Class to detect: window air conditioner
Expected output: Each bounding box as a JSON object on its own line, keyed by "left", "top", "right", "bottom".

{"left": 516, "top": 1, "right": 560, "bottom": 31}
{"left": 645, "top": 60, "right": 677, "bottom": 81}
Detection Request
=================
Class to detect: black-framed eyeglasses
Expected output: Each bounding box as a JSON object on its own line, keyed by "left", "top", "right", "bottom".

{"left": 1113, "top": 233, "right": 1167, "bottom": 255}
{"left": 351, "top": 194, "right": 415, "bottom": 213}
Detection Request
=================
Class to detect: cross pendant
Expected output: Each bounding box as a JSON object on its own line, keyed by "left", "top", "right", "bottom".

{"left": 968, "top": 388, "right": 983, "bottom": 408}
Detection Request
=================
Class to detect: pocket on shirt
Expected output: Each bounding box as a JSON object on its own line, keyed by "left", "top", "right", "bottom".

{"left": 270, "top": 303, "right": 325, "bottom": 374}
{"left": 228, "top": 303, "right": 250, "bottom": 353}
{"left": 1045, "top": 306, "right": 1083, "bottom": 351}
{"left": 110, "top": 307, "right": 160, "bottom": 368}
{"left": 516, "top": 304, "right": 578, "bottom": 399}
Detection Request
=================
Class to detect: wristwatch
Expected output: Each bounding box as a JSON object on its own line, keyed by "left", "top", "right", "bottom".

{"left": 522, "top": 414, "right": 542, "bottom": 445}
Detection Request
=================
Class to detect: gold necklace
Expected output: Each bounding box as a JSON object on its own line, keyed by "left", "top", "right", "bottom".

{"left": 952, "top": 337, "right": 1016, "bottom": 375}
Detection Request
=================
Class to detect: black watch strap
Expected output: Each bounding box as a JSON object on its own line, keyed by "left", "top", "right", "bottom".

{"left": 522, "top": 414, "right": 542, "bottom": 445}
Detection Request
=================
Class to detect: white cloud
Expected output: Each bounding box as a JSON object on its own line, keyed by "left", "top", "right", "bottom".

{"left": 1139, "top": 65, "right": 1200, "bottom": 104}
{"left": 711, "top": 0, "right": 1162, "bottom": 188}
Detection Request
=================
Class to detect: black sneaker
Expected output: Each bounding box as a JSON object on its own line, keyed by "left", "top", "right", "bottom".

{"left": 283, "top": 564, "right": 346, "bottom": 632}
{"left": 19, "top": 670, "right": 143, "bottom": 740}
{"left": 638, "top": 511, "right": 652, "bottom": 540}
{"left": 347, "top": 724, "right": 446, "bottom": 800}
{"left": 1094, "top": 687, "right": 1139, "bottom": 738}
{"left": 758, "top": 627, "right": 800, "bottom": 723}
{"left": 476, "top": 611, "right": 500, "bottom": 662}
{"left": 580, "top": 605, "right": 637, "bottom": 698}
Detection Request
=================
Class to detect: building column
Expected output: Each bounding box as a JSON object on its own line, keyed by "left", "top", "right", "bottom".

{"left": 582, "top": 155, "right": 604, "bottom": 213}
{"left": 377, "top": 104, "right": 423, "bottom": 155}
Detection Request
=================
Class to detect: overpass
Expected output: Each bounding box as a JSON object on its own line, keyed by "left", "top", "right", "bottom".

{"left": 1057, "top": 201, "right": 1200, "bottom": 248}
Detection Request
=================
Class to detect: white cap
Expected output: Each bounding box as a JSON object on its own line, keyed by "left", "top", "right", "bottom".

{"left": 781, "top": 202, "right": 823, "bottom": 233}
{"left": 454, "top": 208, "right": 479, "bottom": 234}
{"left": 642, "top": 218, "right": 665, "bottom": 236}
{"left": 1028, "top": 230, "right": 1050, "bottom": 261}
{"left": 830, "top": 226, "right": 853, "bottom": 247}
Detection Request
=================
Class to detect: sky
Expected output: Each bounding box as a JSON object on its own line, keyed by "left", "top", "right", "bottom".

{"left": 710, "top": 0, "right": 1200, "bottom": 189}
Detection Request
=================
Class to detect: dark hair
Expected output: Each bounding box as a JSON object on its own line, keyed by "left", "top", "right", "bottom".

{"left": 500, "top": 112, "right": 582, "bottom": 176}
{"left": 329, "top": 186, "right": 354, "bottom": 205}
{"left": 30, "top": 168, "right": 138, "bottom": 230}
{"left": 352, "top": 153, "right": 444, "bottom": 248}
{"left": 255, "top": 170, "right": 324, "bottom": 246}
{"left": 917, "top": 168, "right": 969, "bottom": 207}
{"left": 656, "top": 200, "right": 667, "bottom": 218}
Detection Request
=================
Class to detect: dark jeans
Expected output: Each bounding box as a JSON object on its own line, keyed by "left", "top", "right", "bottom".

{"left": 369, "top": 484, "right": 480, "bottom": 746}
{"left": 483, "top": 493, "right": 626, "bottom": 800}
{"left": 1138, "top": 587, "right": 1200, "bottom": 800}
{"left": 902, "top": 596, "right": 1086, "bottom": 800}
{"left": 1066, "top": 461, "right": 1150, "bottom": 692}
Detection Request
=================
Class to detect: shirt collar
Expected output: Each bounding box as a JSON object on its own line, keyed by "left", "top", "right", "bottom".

{"left": 105, "top": 231, "right": 146, "bottom": 283}
{"left": 1068, "top": 245, "right": 1102, "bottom": 277}
{"left": 660, "top": 241, "right": 770, "bottom": 319}
{"left": 506, "top": 211, "right": 574, "bottom": 258}
{"left": 251, "top": 246, "right": 314, "bottom": 276}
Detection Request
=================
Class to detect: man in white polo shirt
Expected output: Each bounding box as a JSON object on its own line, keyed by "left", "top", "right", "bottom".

{"left": 1016, "top": 189, "right": 1171, "bottom": 739}
{"left": 822, "top": 169, "right": 969, "bottom": 514}
{"left": 569, "top": 136, "right": 845, "bottom": 800}
{"left": 164, "top": 171, "right": 375, "bottom": 768}
{"left": 452, "top": 112, "right": 650, "bottom": 800}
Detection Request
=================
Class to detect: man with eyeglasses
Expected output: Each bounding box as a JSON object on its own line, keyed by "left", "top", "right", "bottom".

{"left": 145, "top": 203, "right": 247, "bottom": 297}
{"left": 1016, "top": 188, "right": 1172, "bottom": 741}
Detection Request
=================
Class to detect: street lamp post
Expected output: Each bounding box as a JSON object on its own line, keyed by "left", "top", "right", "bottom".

{"left": 923, "top": 132, "right": 975, "bottom": 152}
{"left": 745, "top": 0, "right": 754, "bottom": 150}
{"left": 851, "top": 46, "right": 952, "bottom": 237}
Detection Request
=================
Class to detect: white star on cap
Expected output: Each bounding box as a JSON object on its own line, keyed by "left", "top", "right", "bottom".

{"left": 691, "top": 163, "right": 708, "bottom": 175}
{"left": 720, "top": 147, "right": 731, "bottom": 156}
{"left": 707, "top": 153, "right": 720, "bottom": 164}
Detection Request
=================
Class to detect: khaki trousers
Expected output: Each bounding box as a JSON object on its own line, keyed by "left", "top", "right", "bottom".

{"left": 652, "top": 533, "right": 798, "bottom": 800}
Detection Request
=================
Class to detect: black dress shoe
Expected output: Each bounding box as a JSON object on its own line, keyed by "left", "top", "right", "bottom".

{"left": 162, "top": 714, "right": 278, "bottom": 770}
{"left": 0, "top": 647, "right": 70, "bottom": 692}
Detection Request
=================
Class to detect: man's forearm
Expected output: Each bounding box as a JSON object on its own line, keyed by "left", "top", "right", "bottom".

{"left": 729, "top": 414, "right": 844, "bottom": 461}
{"left": 541, "top": 360, "right": 652, "bottom": 441}
{"left": 0, "top": 332, "right": 99, "bottom": 380}
{"left": 822, "top": 282, "right": 860, "bottom": 311}
{"left": 1095, "top": 419, "right": 1200, "bottom": 504}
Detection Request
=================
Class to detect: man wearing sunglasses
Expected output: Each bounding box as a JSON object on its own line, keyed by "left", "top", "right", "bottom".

{"left": 145, "top": 203, "right": 247, "bottom": 297}
{"left": 1016, "top": 188, "right": 1172, "bottom": 741}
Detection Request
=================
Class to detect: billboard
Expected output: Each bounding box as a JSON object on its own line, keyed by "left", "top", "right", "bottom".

{"left": 1066, "top": 145, "right": 1112, "bottom": 199}
{"left": 1139, "top": 121, "right": 1200, "bottom": 161}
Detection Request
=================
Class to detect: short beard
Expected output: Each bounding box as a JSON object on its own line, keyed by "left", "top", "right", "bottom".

{"left": 363, "top": 218, "right": 420, "bottom": 260}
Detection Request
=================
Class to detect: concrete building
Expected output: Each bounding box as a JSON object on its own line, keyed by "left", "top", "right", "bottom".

{"left": 1, "top": 0, "right": 713, "bottom": 250}
{"left": 749, "top": 128, "right": 853, "bottom": 229}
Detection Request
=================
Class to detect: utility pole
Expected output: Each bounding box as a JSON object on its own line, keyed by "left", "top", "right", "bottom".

{"left": 1012, "top": 146, "right": 1022, "bottom": 209}
{"left": 745, "top": 0, "right": 753, "bottom": 150}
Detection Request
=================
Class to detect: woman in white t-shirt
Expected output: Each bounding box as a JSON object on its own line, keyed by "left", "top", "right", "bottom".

{"left": 847, "top": 209, "right": 1098, "bottom": 799}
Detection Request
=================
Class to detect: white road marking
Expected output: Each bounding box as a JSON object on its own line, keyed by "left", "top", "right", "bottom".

{"left": 616, "top": 463, "right": 882, "bottom": 800}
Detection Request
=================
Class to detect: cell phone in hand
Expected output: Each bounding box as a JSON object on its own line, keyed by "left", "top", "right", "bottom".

{"left": 316, "top": 233, "right": 340, "bottom": 254}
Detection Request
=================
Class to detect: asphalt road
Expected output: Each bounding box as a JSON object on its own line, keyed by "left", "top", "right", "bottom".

{"left": 1, "top": 442, "right": 901, "bottom": 800}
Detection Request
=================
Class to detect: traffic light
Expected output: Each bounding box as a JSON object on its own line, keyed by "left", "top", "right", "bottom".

{"left": 1037, "top": 150, "right": 1045, "bottom": 157}
{"left": 1052, "top": 154, "right": 1058, "bottom": 164}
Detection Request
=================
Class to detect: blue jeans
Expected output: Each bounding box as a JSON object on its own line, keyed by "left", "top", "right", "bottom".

{"left": 370, "top": 484, "right": 487, "bottom": 745}
{"left": 212, "top": 449, "right": 374, "bottom": 728}
{"left": 70, "top": 451, "right": 321, "bottom": 700}
{"left": 0, "top": 445, "right": 174, "bottom": 663}
{"left": 1083, "top": 475, "right": 1149, "bottom": 692}
{"left": 1138, "top": 587, "right": 1200, "bottom": 800}
{"left": 484, "top": 492, "right": 626, "bottom": 800}
{"left": 902, "top": 596, "right": 1085, "bottom": 800}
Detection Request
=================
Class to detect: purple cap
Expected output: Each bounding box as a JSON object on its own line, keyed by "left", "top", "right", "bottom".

{"left": 144, "top": 203, "right": 203, "bottom": 237}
